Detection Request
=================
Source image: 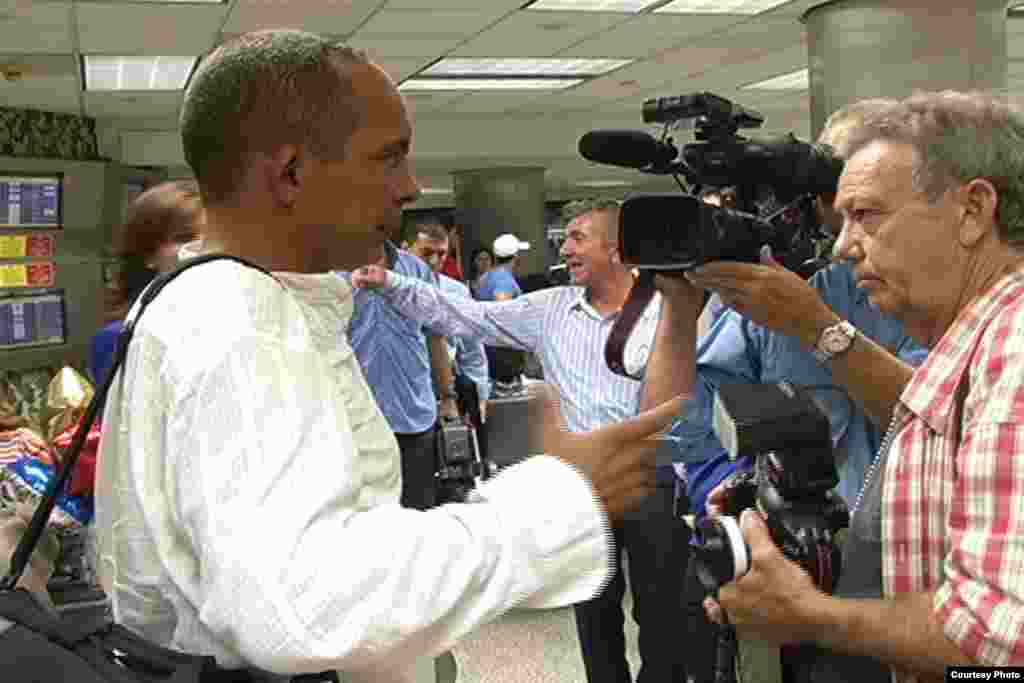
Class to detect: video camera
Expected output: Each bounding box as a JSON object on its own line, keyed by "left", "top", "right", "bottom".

{"left": 691, "top": 381, "right": 850, "bottom": 595}
{"left": 578, "top": 92, "right": 844, "bottom": 277}
{"left": 435, "top": 374, "right": 498, "bottom": 504}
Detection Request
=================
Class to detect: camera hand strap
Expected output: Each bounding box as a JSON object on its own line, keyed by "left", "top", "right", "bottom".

{"left": 0, "top": 254, "right": 278, "bottom": 592}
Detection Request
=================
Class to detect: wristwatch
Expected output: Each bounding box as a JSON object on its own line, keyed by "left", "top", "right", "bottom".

{"left": 812, "top": 320, "right": 857, "bottom": 363}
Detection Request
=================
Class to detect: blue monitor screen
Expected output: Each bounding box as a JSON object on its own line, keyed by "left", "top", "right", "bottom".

{"left": 0, "top": 290, "right": 66, "bottom": 349}
{"left": 0, "top": 175, "right": 62, "bottom": 229}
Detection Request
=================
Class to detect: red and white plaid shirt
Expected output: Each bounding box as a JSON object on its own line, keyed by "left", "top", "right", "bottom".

{"left": 883, "top": 268, "right": 1024, "bottom": 668}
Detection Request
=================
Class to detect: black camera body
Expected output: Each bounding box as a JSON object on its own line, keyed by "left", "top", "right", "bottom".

{"left": 580, "top": 92, "right": 843, "bottom": 277}
{"left": 692, "top": 382, "right": 850, "bottom": 595}
{"left": 435, "top": 417, "right": 487, "bottom": 504}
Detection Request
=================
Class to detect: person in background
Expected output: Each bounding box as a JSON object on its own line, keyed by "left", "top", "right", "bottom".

{"left": 90, "top": 180, "right": 202, "bottom": 386}
{"left": 341, "top": 236, "right": 459, "bottom": 511}
{"left": 478, "top": 233, "right": 528, "bottom": 302}
{"left": 439, "top": 223, "right": 465, "bottom": 282}
{"left": 475, "top": 234, "right": 530, "bottom": 396}
{"left": 410, "top": 222, "right": 491, "bottom": 420}
{"left": 469, "top": 246, "right": 494, "bottom": 298}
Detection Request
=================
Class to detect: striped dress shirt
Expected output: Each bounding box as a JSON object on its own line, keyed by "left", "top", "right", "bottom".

{"left": 381, "top": 273, "right": 662, "bottom": 435}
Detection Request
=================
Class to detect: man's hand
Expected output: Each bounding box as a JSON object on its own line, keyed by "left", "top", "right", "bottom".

{"left": 704, "top": 509, "right": 824, "bottom": 645}
{"left": 529, "top": 383, "right": 683, "bottom": 519}
{"left": 653, "top": 272, "right": 707, "bottom": 316}
{"left": 479, "top": 400, "right": 487, "bottom": 424}
{"left": 350, "top": 264, "right": 391, "bottom": 290}
{"left": 440, "top": 398, "right": 459, "bottom": 421}
{"left": 684, "top": 247, "right": 839, "bottom": 348}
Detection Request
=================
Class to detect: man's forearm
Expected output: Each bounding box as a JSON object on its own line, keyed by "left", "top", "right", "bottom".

{"left": 640, "top": 297, "right": 698, "bottom": 411}
{"left": 428, "top": 334, "right": 455, "bottom": 399}
{"left": 799, "top": 314, "right": 914, "bottom": 428}
{"left": 805, "top": 591, "right": 971, "bottom": 675}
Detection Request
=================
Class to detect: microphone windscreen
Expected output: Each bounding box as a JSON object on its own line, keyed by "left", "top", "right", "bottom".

{"left": 578, "top": 130, "right": 673, "bottom": 169}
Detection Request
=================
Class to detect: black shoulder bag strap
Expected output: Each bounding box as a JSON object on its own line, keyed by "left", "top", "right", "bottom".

{"left": 0, "top": 253, "right": 277, "bottom": 592}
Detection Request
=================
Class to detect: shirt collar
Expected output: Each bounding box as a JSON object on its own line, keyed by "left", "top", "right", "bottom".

{"left": 900, "top": 268, "right": 1024, "bottom": 433}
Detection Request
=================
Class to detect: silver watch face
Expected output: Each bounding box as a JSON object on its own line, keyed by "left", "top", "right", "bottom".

{"left": 822, "top": 326, "right": 852, "bottom": 354}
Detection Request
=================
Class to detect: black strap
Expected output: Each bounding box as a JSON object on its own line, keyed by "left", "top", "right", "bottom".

{"left": 1, "top": 254, "right": 277, "bottom": 592}
{"left": 604, "top": 270, "right": 658, "bottom": 379}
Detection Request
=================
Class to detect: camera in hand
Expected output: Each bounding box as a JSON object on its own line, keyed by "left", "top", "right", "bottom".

{"left": 579, "top": 92, "right": 843, "bottom": 277}
{"left": 435, "top": 376, "right": 498, "bottom": 504}
{"left": 692, "top": 381, "right": 850, "bottom": 595}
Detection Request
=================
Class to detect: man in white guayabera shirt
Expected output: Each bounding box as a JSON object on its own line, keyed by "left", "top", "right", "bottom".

{"left": 92, "top": 29, "right": 689, "bottom": 683}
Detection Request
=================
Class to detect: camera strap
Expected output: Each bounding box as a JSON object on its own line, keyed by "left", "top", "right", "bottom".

{"left": 605, "top": 270, "right": 658, "bottom": 380}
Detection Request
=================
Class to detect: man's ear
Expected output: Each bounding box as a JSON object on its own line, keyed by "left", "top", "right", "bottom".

{"left": 264, "top": 145, "right": 303, "bottom": 209}
{"left": 958, "top": 178, "right": 1000, "bottom": 249}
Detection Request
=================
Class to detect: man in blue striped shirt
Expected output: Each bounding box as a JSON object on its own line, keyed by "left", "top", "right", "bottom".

{"left": 353, "top": 198, "right": 710, "bottom": 683}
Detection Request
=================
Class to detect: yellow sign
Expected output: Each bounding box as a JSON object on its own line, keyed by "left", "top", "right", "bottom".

{"left": 0, "top": 263, "right": 28, "bottom": 287}
{"left": 0, "top": 235, "right": 27, "bottom": 258}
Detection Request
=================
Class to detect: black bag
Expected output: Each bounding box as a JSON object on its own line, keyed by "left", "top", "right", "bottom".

{"left": 0, "top": 254, "right": 336, "bottom": 683}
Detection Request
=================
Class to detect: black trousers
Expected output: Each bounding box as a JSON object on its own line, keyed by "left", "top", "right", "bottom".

{"left": 573, "top": 482, "right": 718, "bottom": 683}
{"left": 395, "top": 428, "right": 438, "bottom": 510}
{"left": 485, "top": 346, "right": 524, "bottom": 384}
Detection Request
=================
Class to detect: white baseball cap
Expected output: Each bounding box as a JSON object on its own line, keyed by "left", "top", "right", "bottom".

{"left": 493, "top": 233, "right": 531, "bottom": 258}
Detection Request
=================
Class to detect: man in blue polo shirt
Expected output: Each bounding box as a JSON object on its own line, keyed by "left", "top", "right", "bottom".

{"left": 339, "top": 240, "right": 457, "bottom": 510}
{"left": 478, "top": 233, "right": 529, "bottom": 395}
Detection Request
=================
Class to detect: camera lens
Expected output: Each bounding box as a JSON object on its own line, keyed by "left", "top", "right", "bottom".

{"left": 692, "top": 516, "right": 749, "bottom": 591}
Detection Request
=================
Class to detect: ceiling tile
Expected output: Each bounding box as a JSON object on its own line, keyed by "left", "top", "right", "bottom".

{"left": 451, "top": 10, "right": 633, "bottom": 58}
{"left": 348, "top": 35, "right": 465, "bottom": 59}
{"left": 0, "top": 75, "right": 80, "bottom": 115}
{"left": 372, "top": 56, "right": 435, "bottom": 83}
{"left": 77, "top": 3, "right": 225, "bottom": 54}
{"left": 403, "top": 90, "right": 470, "bottom": 117}
{"left": 444, "top": 92, "right": 548, "bottom": 114}
{"left": 0, "top": 1, "right": 72, "bottom": 53}
{"left": 559, "top": 13, "right": 749, "bottom": 59}
{"left": 223, "top": 0, "right": 380, "bottom": 35}
{"left": 84, "top": 91, "right": 183, "bottom": 119}
{"left": 354, "top": 9, "right": 508, "bottom": 37}
{"left": 383, "top": 0, "right": 523, "bottom": 9}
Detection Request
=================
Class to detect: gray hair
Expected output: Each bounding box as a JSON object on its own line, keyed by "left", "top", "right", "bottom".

{"left": 841, "top": 90, "right": 1024, "bottom": 247}
{"left": 561, "top": 198, "right": 621, "bottom": 241}
{"left": 180, "top": 29, "right": 371, "bottom": 205}
{"left": 819, "top": 98, "right": 899, "bottom": 159}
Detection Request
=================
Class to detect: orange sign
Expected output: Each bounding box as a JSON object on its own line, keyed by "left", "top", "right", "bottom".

{"left": 26, "top": 234, "right": 54, "bottom": 258}
{"left": 26, "top": 262, "right": 55, "bottom": 287}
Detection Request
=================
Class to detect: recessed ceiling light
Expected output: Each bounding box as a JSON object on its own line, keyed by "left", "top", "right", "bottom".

{"left": 422, "top": 58, "right": 632, "bottom": 77}
{"left": 526, "top": 0, "right": 658, "bottom": 12}
{"left": 125, "top": 0, "right": 225, "bottom": 3}
{"left": 399, "top": 78, "right": 583, "bottom": 91}
{"left": 654, "top": 0, "right": 789, "bottom": 13}
{"left": 83, "top": 56, "right": 198, "bottom": 91}
{"left": 577, "top": 180, "right": 632, "bottom": 187}
{"left": 420, "top": 187, "right": 453, "bottom": 195}
{"left": 740, "top": 67, "right": 808, "bottom": 91}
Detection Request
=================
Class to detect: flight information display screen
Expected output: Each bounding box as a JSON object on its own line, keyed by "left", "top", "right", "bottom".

{"left": 0, "top": 175, "right": 62, "bottom": 228}
{"left": 0, "top": 289, "right": 66, "bottom": 349}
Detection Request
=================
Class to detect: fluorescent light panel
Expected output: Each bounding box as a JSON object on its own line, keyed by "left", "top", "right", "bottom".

{"left": 420, "top": 187, "right": 453, "bottom": 195}
{"left": 124, "top": 0, "right": 224, "bottom": 3}
{"left": 84, "top": 56, "right": 198, "bottom": 91}
{"left": 399, "top": 78, "right": 582, "bottom": 91}
{"left": 741, "top": 67, "right": 808, "bottom": 90}
{"left": 423, "top": 58, "right": 632, "bottom": 77}
{"left": 655, "top": 0, "right": 789, "bottom": 13}
{"left": 577, "top": 180, "right": 632, "bottom": 187}
{"left": 526, "top": 0, "right": 657, "bottom": 12}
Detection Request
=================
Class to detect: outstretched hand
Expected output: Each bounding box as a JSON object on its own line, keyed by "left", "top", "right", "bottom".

{"left": 529, "top": 383, "right": 683, "bottom": 519}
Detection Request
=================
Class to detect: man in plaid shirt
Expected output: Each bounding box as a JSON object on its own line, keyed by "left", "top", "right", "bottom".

{"left": 685, "top": 90, "right": 1024, "bottom": 679}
